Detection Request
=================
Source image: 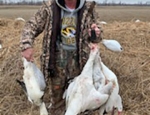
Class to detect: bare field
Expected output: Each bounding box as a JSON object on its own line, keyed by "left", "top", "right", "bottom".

{"left": 0, "top": 5, "right": 150, "bottom": 22}
{"left": 0, "top": 5, "right": 150, "bottom": 115}
{"left": 0, "top": 5, "right": 39, "bottom": 20}
{"left": 96, "top": 6, "right": 150, "bottom": 22}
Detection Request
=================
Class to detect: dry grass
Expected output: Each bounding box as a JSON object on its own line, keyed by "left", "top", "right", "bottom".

{"left": 0, "top": 5, "right": 39, "bottom": 20}
{"left": 0, "top": 5, "right": 150, "bottom": 115}
{"left": 96, "top": 6, "right": 150, "bottom": 22}
{"left": 100, "top": 21, "right": 150, "bottom": 115}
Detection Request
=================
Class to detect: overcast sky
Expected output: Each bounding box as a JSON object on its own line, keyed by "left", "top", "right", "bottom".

{"left": 97, "top": 0, "right": 148, "bottom": 4}
{"left": 93, "top": 0, "right": 148, "bottom": 4}
{"left": 6, "top": 0, "right": 149, "bottom": 4}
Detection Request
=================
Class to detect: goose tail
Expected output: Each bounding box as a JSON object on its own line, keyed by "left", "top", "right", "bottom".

{"left": 40, "top": 102, "right": 48, "bottom": 115}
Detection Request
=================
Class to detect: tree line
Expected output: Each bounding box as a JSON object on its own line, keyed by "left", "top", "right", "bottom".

{"left": 0, "top": 0, "right": 150, "bottom": 6}
{"left": 0, "top": 0, "right": 43, "bottom": 5}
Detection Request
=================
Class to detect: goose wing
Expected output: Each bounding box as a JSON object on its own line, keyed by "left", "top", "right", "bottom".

{"left": 31, "top": 63, "right": 46, "bottom": 91}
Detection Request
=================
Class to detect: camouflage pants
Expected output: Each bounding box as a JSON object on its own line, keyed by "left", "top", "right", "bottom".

{"left": 48, "top": 48, "right": 98, "bottom": 115}
{"left": 50, "top": 48, "right": 80, "bottom": 111}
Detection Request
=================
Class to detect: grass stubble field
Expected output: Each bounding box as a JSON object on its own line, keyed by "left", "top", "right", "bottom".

{"left": 0, "top": 5, "right": 150, "bottom": 22}
{"left": 0, "top": 5, "right": 150, "bottom": 115}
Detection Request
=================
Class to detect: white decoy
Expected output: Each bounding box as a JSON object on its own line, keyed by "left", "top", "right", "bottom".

{"left": 99, "top": 21, "right": 107, "bottom": 25}
{"left": 102, "top": 39, "right": 123, "bottom": 52}
{"left": 0, "top": 40, "right": 2, "bottom": 49}
{"left": 98, "top": 61, "right": 122, "bottom": 115}
{"left": 0, "top": 44, "right": 2, "bottom": 49}
{"left": 65, "top": 43, "right": 113, "bottom": 115}
{"left": 16, "top": 58, "right": 48, "bottom": 115}
{"left": 135, "top": 19, "right": 140, "bottom": 23}
{"left": 15, "top": 17, "right": 25, "bottom": 22}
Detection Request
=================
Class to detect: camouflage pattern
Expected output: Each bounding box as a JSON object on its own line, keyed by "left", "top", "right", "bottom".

{"left": 20, "top": 0, "right": 101, "bottom": 114}
{"left": 51, "top": 46, "right": 80, "bottom": 104}
{"left": 20, "top": 1, "right": 100, "bottom": 80}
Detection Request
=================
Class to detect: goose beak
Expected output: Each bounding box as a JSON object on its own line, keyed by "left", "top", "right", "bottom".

{"left": 118, "top": 111, "right": 121, "bottom": 115}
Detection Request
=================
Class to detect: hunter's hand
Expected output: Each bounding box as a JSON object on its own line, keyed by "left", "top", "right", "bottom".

{"left": 21, "top": 48, "right": 34, "bottom": 62}
{"left": 88, "top": 23, "right": 101, "bottom": 38}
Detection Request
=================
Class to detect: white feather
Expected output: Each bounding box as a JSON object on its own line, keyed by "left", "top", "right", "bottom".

{"left": 0, "top": 44, "right": 2, "bottom": 49}
{"left": 22, "top": 57, "right": 48, "bottom": 115}
{"left": 65, "top": 44, "right": 112, "bottom": 115}
{"left": 15, "top": 17, "right": 25, "bottom": 22}
{"left": 40, "top": 102, "right": 48, "bottom": 115}
{"left": 93, "top": 54, "right": 105, "bottom": 90}
{"left": 98, "top": 61, "right": 121, "bottom": 115}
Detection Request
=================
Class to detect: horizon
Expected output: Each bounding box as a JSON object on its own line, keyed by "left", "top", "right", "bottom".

{"left": 1, "top": 0, "right": 150, "bottom": 4}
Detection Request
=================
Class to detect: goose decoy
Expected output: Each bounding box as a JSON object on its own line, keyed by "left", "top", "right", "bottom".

{"left": 0, "top": 40, "right": 2, "bottom": 49}
{"left": 99, "top": 21, "right": 107, "bottom": 25}
{"left": 15, "top": 17, "right": 25, "bottom": 22}
{"left": 102, "top": 39, "right": 123, "bottom": 52}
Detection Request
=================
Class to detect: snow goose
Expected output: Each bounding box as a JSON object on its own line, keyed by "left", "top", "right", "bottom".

{"left": 16, "top": 58, "right": 48, "bottom": 115}
{"left": 115, "top": 94, "right": 123, "bottom": 115}
{"left": 98, "top": 61, "right": 123, "bottom": 115}
{"left": 65, "top": 43, "right": 113, "bottom": 115}
{"left": 92, "top": 51, "right": 105, "bottom": 90}
{"left": 102, "top": 39, "right": 123, "bottom": 52}
{"left": 99, "top": 94, "right": 123, "bottom": 115}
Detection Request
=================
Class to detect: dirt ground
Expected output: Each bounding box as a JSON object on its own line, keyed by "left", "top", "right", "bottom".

{"left": 0, "top": 5, "right": 150, "bottom": 115}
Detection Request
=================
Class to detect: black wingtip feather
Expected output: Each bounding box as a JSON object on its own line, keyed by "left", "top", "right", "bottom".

{"left": 16, "top": 79, "right": 27, "bottom": 93}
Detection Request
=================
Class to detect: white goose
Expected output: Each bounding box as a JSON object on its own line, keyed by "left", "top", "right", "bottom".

{"left": 16, "top": 58, "right": 48, "bottom": 115}
{"left": 114, "top": 94, "right": 123, "bottom": 115}
{"left": 98, "top": 61, "right": 123, "bottom": 115}
{"left": 99, "top": 94, "right": 123, "bottom": 115}
{"left": 92, "top": 51, "right": 105, "bottom": 90}
{"left": 65, "top": 43, "right": 113, "bottom": 115}
{"left": 102, "top": 39, "right": 123, "bottom": 52}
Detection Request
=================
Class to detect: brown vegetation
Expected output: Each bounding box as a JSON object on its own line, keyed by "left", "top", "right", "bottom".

{"left": 0, "top": 6, "right": 150, "bottom": 115}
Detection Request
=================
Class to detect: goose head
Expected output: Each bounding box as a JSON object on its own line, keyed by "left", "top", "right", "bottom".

{"left": 88, "top": 43, "right": 99, "bottom": 60}
{"left": 116, "top": 94, "right": 123, "bottom": 115}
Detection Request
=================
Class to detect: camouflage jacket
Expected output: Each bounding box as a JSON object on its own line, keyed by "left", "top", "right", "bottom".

{"left": 20, "top": 1, "right": 101, "bottom": 80}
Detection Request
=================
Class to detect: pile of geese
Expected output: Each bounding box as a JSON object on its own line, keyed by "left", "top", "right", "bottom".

{"left": 64, "top": 31, "right": 123, "bottom": 115}
{"left": 16, "top": 31, "right": 123, "bottom": 115}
